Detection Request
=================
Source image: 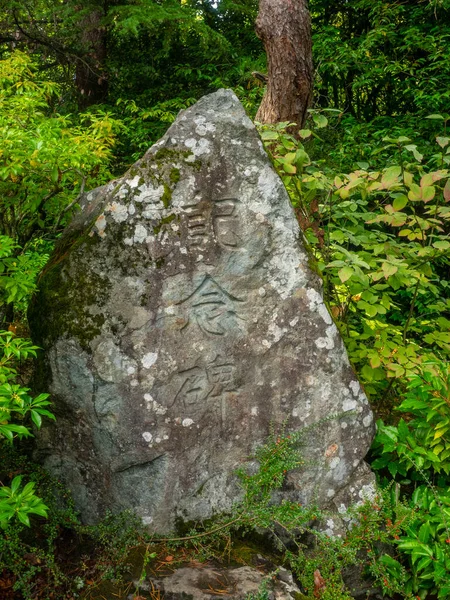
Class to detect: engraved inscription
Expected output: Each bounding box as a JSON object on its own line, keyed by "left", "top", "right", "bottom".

{"left": 174, "top": 355, "right": 238, "bottom": 416}
{"left": 185, "top": 203, "right": 208, "bottom": 246}
{"left": 177, "top": 275, "right": 244, "bottom": 336}
{"left": 181, "top": 197, "right": 242, "bottom": 249}
{"left": 213, "top": 198, "right": 241, "bottom": 248}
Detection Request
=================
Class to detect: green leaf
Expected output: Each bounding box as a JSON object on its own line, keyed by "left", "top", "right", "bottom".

{"left": 313, "top": 114, "right": 328, "bottom": 128}
{"left": 10, "top": 475, "right": 22, "bottom": 494}
{"left": 260, "top": 130, "right": 278, "bottom": 141}
{"left": 31, "top": 411, "right": 42, "bottom": 428}
{"left": 392, "top": 195, "right": 408, "bottom": 211}
{"left": 51, "top": 165, "right": 59, "bottom": 184}
{"left": 17, "top": 511, "right": 30, "bottom": 527}
{"left": 382, "top": 262, "right": 398, "bottom": 278}
{"left": 416, "top": 556, "right": 433, "bottom": 572}
{"left": 405, "top": 144, "right": 423, "bottom": 162}
{"left": 436, "top": 136, "right": 450, "bottom": 148}
{"left": 433, "top": 240, "right": 450, "bottom": 250}
{"left": 418, "top": 521, "right": 431, "bottom": 544}
{"left": 421, "top": 185, "right": 436, "bottom": 202}
{"left": 381, "top": 166, "right": 401, "bottom": 188}
{"left": 444, "top": 179, "right": 450, "bottom": 202}
{"left": 338, "top": 266, "right": 354, "bottom": 283}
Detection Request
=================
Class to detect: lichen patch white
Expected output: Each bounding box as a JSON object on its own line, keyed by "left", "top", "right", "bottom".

{"left": 343, "top": 399, "right": 357, "bottom": 412}
{"left": 184, "top": 137, "right": 211, "bottom": 157}
{"left": 349, "top": 380, "right": 360, "bottom": 397}
{"left": 195, "top": 122, "right": 216, "bottom": 136}
{"left": 133, "top": 224, "right": 148, "bottom": 243}
{"left": 142, "top": 516, "right": 153, "bottom": 525}
{"left": 182, "top": 418, "right": 194, "bottom": 427}
{"left": 329, "top": 457, "right": 341, "bottom": 469}
{"left": 363, "top": 414, "right": 373, "bottom": 427}
{"left": 144, "top": 394, "right": 167, "bottom": 415}
{"left": 142, "top": 432, "right": 153, "bottom": 443}
{"left": 268, "top": 322, "right": 285, "bottom": 343}
{"left": 142, "top": 352, "right": 158, "bottom": 369}
{"left": 358, "top": 483, "right": 376, "bottom": 502}
{"left": 251, "top": 406, "right": 258, "bottom": 416}
{"left": 138, "top": 184, "right": 165, "bottom": 204}
{"left": 105, "top": 202, "right": 128, "bottom": 223}
{"left": 129, "top": 175, "right": 141, "bottom": 188}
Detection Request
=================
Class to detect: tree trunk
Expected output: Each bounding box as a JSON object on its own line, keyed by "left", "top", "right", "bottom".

{"left": 75, "top": 7, "right": 108, "bottom": 108}
{"left": 255, "top": 0, "right": 313, "bottom": 129}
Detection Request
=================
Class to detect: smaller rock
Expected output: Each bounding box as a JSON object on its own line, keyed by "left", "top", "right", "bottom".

{"left": 132, "top": 564, "right": 301, "bottom": 600}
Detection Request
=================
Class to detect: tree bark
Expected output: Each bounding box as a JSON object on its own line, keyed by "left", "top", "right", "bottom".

{"left": 255, "top": 0, "right": 313, "bottom": 129}
{"left": 75, "top": 7, "right": 108, "bottom": 108}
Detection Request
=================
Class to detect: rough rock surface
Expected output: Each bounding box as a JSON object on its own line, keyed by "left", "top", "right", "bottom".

{"left": 132, "top": 565, "right": 301, "bottom": 600}
{"left": 29, "top": 89, "right": 375, "bottom": 532}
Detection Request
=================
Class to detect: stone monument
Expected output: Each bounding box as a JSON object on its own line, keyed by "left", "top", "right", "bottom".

{"left": 29, "top": 90, "right": 375, "bottom": 533}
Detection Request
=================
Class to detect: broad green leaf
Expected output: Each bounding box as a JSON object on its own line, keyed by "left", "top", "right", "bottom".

{"left": 418, "top": 521, "right": 431, "bottom": 543}
{"left": 10, "top": 475, "right": 22, "bottom": 494}
{"left": 31, "top": 411, "right": 42, "bottom": 428}
{"left": 392, "top": 195, "right": 408, "bottom": 211}
{"left": 338, "top": 266, "right": 354, "bottom": 283}
{"left": 17, "top": 511, "right": 31, "bottom": 527}
{"left": 444, "top": 178, "right": 450, "bottom": 202}
{"left": 369, "top": 354, "right": 381, "bottom": 368}
{"left": 421, "top": 185, "right": 435, "bottom": 202}
{"left": 313, "top": 114, "right": 328, "bottom": 128}
{"left": 432, "top": 240, "right": 450, "bottom": 250}
{"left": 381, "top": 166, "right": 401, "bottom": 188}
{"left": 436, "top": 136, "right": 450, "bottom": 148}
{"left": 408, "top": 183, "right": 422, "bottom": 201}
{"left": 260, "top": 130, "right": 278, "bottom": 141}
{"left": 382, "top": 262, "right": 398, "bottom": 278}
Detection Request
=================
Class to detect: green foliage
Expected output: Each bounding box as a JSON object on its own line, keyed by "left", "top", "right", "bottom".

{"left": 261, "top": 118, "right": 450, "bottom": 401}
{"left": 0, "top": 51, "right": 117, "bottom": 245}
{"left": 311, "top": 0, "right": 450, "bottom": 119}
{"left": 394, "top": 485, "right": 450, "bottom": 598}
{"left": 0, "top": 235, "right": 48, "bottom": 317}
{"left": 259, "top": 116, "right": 450, "bottom": 598}
{"left": 373, "top": 362, "right": 450, "bottom": 479}
{"left": 0, "top": 331, "right": 54, "bottom": 529}
{"left": 0, "top": 475, "right": 48, "bottom": 527}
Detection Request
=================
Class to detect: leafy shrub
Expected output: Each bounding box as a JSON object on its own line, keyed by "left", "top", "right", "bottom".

{"left": 260, "top": 118, "right": 450, "bottom": 402}
{"left": 0, "top": 51, "right": 118, "bottom": 246}
{"left": 373, "top": 361, "right": 450, "bottom": 479}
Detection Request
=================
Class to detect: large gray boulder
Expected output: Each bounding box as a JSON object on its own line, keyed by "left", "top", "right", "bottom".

{"left": 29, "top": 89, "right": 375, "bottom": 533}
